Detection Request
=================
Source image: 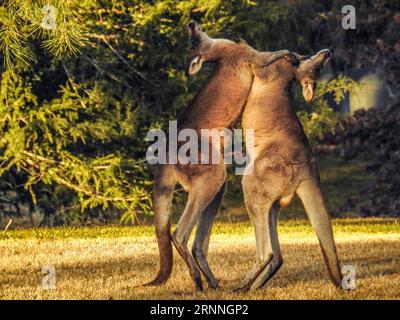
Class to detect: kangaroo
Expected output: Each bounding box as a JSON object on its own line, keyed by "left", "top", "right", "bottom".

{"left": 148, "top": 21, "right": 289, "bottom": 291}
{"left": 237, "top": 49, "right": 343, "bottom": 291}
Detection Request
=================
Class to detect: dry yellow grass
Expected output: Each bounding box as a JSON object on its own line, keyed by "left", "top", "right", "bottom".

{"left": 0, "top": 218, "right": 399, "bottom": 300}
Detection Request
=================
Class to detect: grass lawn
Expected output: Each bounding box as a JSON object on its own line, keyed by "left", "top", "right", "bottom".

{"left": 1, "top": 218, "right": 399, "bottom": 300}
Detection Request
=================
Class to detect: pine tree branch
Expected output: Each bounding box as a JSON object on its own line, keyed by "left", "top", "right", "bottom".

{"left": 101, "top": 38, "right": 159, "bottom": 87}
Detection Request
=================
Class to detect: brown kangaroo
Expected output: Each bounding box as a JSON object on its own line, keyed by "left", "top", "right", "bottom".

{"left": 237, "top": 49, "right": 343, "bottom": 291}
{"left": 148, "top": 21, "right": 289, "bottom": 290}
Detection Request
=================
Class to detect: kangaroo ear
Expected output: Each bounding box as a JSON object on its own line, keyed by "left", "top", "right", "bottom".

{"left": 302, "top": 82, "right": 315, "bottom": 102}
{"left": 225, "top": 31, "right": 246, "bottom": 44}
{"left": 260, "top": 50, "right": 289, "bottom": 66}
{"left": 186, "top": 56, "right": 204, "bottom": 76}
{"left": 285, "top": 52, "right": 300, "bottom": 67}
{"left": 292, "top": 53, "right": 311, "bottom": 61}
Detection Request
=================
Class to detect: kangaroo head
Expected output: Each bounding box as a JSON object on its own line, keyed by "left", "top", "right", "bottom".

{"left": 186, "top": 21, "right": 249, "bottom": 75}
{"left": 251, "top": 49, "right": 331, "bottom": 102}
{"left": 293, "top": 49, "right": 332, "bottom": 102}
{"left": 186, "top": 21, "right": 289, "bottom": 76}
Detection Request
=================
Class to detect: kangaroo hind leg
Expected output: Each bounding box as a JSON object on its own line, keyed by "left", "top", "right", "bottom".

{"left": 249, "top": 201, "right": 283, "bottom": 290}
{"left": 234, "top": 200, "right": 275, "bottom": 292}
{"left": 235, "top": 174, "right": 281, "bottom": 291}
{"left": 172, "top": 168, "right": 226, "bottom": 291}
{"left": 192, "top": 181, "right": 226, "bottom": 289}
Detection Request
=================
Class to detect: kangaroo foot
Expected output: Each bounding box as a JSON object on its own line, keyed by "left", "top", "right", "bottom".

{"left": 233, "top": 254, "right": 273, "bottom": 292}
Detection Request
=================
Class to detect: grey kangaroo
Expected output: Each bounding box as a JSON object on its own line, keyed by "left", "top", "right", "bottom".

{"left": 148, "top": 21, "right": 289, "bottom": 290}
{"left": 237, "top": 49, "right": 343, "bottom": 291}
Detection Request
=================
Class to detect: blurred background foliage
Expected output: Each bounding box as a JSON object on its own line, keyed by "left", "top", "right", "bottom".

{"left": 0, "top": 0, "right": 399, "bottom": 226}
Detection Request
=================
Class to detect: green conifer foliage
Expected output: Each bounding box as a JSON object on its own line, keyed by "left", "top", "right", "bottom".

{"left": 2, "top": 0, "right": 394, "bottom": 224}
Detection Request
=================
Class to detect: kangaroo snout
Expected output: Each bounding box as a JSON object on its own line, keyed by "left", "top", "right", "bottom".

{"left": 187, "top": 21, "right": 201, "bottom": 33}
{"left": 323, "top": 49, "right": 332, "bottom": 58}
{"left": 187, "top": 21, "right": 208, "bottom": 51}
{"left": 315, "top": 48, "right": 332, "bottom": 61}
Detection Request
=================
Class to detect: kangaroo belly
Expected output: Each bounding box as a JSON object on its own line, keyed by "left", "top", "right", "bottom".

{"left": 251, "top": 149, "right": 313, "bottom": 207}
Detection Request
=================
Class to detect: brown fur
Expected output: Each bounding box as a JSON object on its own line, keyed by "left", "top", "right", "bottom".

{"left": 238, "top": 50, "right": 343, "bottom": 290}
{"left": 148, "top": 22, "right": 289, "bottom": 290}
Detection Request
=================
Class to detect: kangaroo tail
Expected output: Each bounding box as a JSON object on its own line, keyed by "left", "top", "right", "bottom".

{"left": 147, "top": 166, "right": 176, "bottom": 286}
{"left": 296, "top": 178, "right": 343, "bottom": 288}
